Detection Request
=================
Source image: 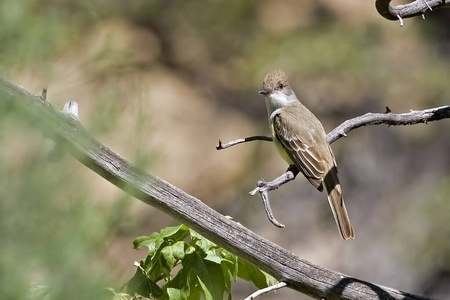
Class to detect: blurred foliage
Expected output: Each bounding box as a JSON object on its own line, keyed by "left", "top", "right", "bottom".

{"left": 1, "top": 0, "right": 450, "bottom": 299}
{"left": 0, "top": 103, "right": 127, "bottom": 299}
{"left": 1, "top": 0, "right": 86, "bottom": 71}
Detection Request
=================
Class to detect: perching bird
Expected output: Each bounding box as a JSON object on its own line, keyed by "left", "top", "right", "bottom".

{"left": 259, "top": 69, "right": 355, "bottom": 240}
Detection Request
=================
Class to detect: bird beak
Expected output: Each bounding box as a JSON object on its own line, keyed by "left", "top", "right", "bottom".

{"left": 259, "top": 88, "right": 271, "bottom": 95}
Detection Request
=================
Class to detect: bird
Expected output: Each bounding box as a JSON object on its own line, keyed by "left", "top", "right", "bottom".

{"left": 259, "top": 69, "right": 355, "bottom": 240}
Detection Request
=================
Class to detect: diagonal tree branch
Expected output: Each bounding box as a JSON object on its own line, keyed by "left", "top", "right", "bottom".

{"left": 0, "top": 75, "right": 436, "bottom": 300}
{"left": 375, "top": 0, "right": 450, "bottom": 25}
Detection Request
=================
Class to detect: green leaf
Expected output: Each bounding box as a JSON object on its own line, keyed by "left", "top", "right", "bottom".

{"left": 126, "top": 267, "right": 164, "bottom": 299}
{"left": 185, "top": 273, "right": 203, "bottom": 300}
{"left": 145, "top": 257, "right": 168, "bottom": 282}
{"left": 215, "top": 250, "right": 237, "bottom": 296}
{"left": 237, "top": 258, "right": 276, "bottom": 289}
{"left": 135, "top": 225, "right": 189, "bottom": 279}
{"left": 185, "top": 244, "right": 196, "bottom": 255}
{"left": 134, "top": 224, "right": 189, "bottom": 257}
{"left": 203, "top": 253, "right": 222, "bottom": 264}
{"left": 219, "top": 249, "right": 238, "bottom": 281}
{"left": 196, "top": 274, "right": 214, "bottom": 300}
{"left": 133, "top": 232, "right": 160, "bottom": 249}
{"left": 161, "top": 241, "right": 186, "bottom": 270}
{"left": 189, "top": 229, "right": 216, "bottom": 252}
{"left": 167, "top": 261, "right": 200, "bottom": 300}
{"left": 189, "top": 252, "right": 226, "bottom": 300}
{"left": 133, "top": 232, "right": 164, "bottom": 258}
{"left": 166, "top": 287, "right": 189, "bottom": 300}
{"left": 130, "top": 225, "right": 275, "bottom": 300}
{"left": 160, "top": 224, "right": 190, "bottom": 242}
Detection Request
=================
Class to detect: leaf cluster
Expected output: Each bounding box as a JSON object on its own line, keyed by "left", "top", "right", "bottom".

{"left": 121, "top": 224, "right": 275, "bottom": 300}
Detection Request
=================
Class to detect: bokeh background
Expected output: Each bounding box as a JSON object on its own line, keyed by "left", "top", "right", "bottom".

{"left": 1, "top": 0, "right": 450, "bottom": 299}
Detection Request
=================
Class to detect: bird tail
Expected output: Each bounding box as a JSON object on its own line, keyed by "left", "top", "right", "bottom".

{"left": 323, "top": 167, "right": 355, "bottom": 240}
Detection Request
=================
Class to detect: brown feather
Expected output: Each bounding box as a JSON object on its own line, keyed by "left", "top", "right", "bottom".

{"left": 272, "top": 105, "right": 328, "bottom": 183}
{"left": 323, "top": 167, "right": 355, "bottom": 240}
{"left": 272, "top": 103, "right": 355, "bottom": 239}
{"left": 262, "top": 69, "right": 354, "bottom": 239}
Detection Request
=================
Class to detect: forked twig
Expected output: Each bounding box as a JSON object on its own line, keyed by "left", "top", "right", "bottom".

{"left": 249, "top": 165, "right": 299, "bottom": 227}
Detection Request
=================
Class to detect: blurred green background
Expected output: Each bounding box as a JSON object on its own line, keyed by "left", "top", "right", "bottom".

{"left": 1, "top": 0, "right": 450, "bottom": 299}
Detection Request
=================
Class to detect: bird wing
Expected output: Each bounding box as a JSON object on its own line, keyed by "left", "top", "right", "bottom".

{"left": 272, "top": 110, "right": 327, "bottom": 190}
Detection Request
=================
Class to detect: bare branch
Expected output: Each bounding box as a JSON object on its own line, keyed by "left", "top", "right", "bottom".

{"left": 218, "top": 106, "right": 450, "bottom": 149}
{"left": 0, "top": 75, "right": 436, "bottom": 300}
{"left": 375, "top": 0, "right": 450, "bottom": 22}
{"left": 216, "top": 135, "right": 272, "bottom": 150}
{"left": 327, "top": 106, "right": 450, "bottom": 144}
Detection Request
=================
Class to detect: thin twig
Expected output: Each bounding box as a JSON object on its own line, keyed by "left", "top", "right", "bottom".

{"left": 216, "top": 136, "right": 272, "bottom": 150}
{"left": 244, "top": 282, "right": 288, "bottom": 300}
{"left": 397, "top": 14, "right": 404, "bottom": 27}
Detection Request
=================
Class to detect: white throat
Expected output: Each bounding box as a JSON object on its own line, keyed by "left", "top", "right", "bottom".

{"left": 265, "top": 89, "right": 299, "bottom": 120}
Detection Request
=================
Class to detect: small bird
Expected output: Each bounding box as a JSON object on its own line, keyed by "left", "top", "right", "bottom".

{"left": 259, "top": 69, "right": 355, "bottom": 240}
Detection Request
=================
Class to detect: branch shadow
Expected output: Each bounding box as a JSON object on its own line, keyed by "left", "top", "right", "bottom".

{"left": 327, "top": 277, "right": 436, "bottom": 300}
{"left": 429, "top": 106, "right": 450, "bottom": 121}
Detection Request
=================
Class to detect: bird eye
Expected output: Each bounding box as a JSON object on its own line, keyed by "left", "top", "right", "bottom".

{"left": 277, "top": 82, "right": 284, "bottom": 89}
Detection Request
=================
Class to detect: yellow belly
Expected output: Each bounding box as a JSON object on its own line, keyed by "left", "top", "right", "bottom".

{"left": 272, "top": 132, "right": 294, "bottom": 165}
